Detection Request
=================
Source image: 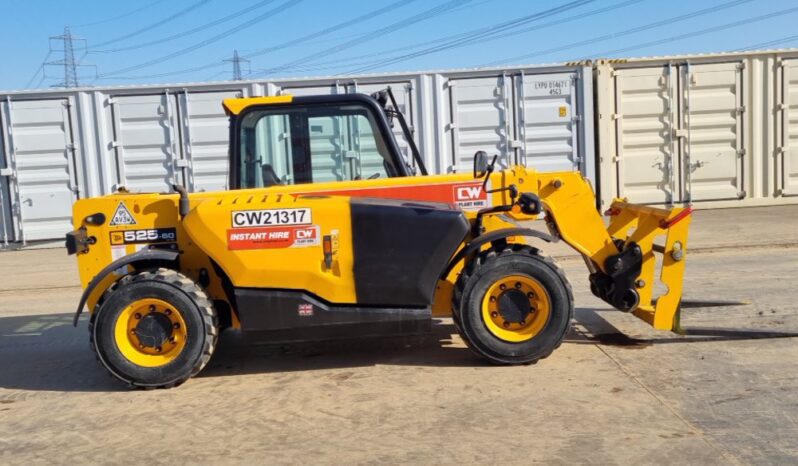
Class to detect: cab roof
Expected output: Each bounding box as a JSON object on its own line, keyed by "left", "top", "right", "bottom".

{"left": 222, "top": 95, "right": 294, "bottom": 115}
{"left": 221, "top": 93, "right": 387, "bottom": 116}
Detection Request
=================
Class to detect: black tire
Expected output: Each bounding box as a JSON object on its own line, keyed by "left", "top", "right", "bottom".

{"left": 453, "top": 244, "right": 573, "bottom": 365}
{"left": 90, "top": 268, "right": 218, "bottom": 388}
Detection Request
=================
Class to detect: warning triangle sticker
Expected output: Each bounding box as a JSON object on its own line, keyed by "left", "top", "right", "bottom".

{"left": 109, "top": 202, "right": 137, "bottom": 226}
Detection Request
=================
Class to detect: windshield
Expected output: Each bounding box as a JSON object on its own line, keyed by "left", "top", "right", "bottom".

{"left": 238, "top": 102, "right": 398, "bottom": 188}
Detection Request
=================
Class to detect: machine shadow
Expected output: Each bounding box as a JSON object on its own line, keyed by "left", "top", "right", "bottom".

{"left": 0, "top": 313, "right": 125, "bottom": 393}
{"left": 574, "top": 307, "right": 798, "bottom": 347}
{"left": 4, "top": 308, "right": 795, "bottom": 392}
{"left": 0, "top": 312, "right": 579, "bottom": 391}
{"left": 199, "top": 320, "right": 591, "bottom": 380}
{"left": 199, "top": 322, "right": 477, "bottom": 379}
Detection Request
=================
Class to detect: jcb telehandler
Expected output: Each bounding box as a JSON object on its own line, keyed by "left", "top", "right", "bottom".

{"left": 67, "top": 91, "right": 692, "bottom": 388}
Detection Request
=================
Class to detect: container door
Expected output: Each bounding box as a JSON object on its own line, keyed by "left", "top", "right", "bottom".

{"left": 291, "top": 85, "right": 348, "bottom": 182}
{"left": 445, "top": 75, "right": 514, "bottom": 173}
{"left": 679, "top": 62, "right": 744, "bottom": 202}
{"left": 280, "top": 84, "right": 343, "bottom": 97}
{"left": 614, "top": 66, "right": 679, "bottom": 204}
{"left": 280, "top": 82, "right": 416, "bottom": 179}
{"left": 350, "top": 82, "right": 416, "bottom": 172}
{"left": 280, "top": 83, "right": 348, "bottom": 182}
{"left": 109, "top": 93, "right": 184, "bottom": 192}
{"left": 0, "top": 104, "right": 14, "bottom": 244}
{"left": 1, "top": 99, "right": 78, "bottom": 242}
{"left": 780, "top": 59, "right": 798, "bottom": 196}
{"left": 516, "top": 72, "right": 580, "bottom": 172}
{"left": 179, "top": 90, "right": 242, "bottom": 193}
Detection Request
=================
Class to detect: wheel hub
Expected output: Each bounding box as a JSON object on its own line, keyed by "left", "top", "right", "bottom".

{"left": 134, "top": 312, "right": 174, "bottom": 349}
{"left": 498, "top": 289, "right": 533, "bottom": 323}
{"left": 481, "top": 275, "right": 551, "bottom": 343}
{"left": 115, "top": 298, "right": 188, "bottom": 367}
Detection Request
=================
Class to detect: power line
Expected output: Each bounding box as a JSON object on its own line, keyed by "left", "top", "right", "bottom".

{"left": 73, "top": 0, "right": 167, "bottom": 28}
{"left": 303, "top": 0, "right": 642, "bottom": 76}
{"left": 583, "top": 5, "right": 798, "bottom": 58}
{"left": 240, "top": 0, "right": 412, "bottom": 62}
{"left": 288, "top": 0, "right": 496, "bottom": 48}
{"left": 345, "top": 0, "right": 599, "bottom": 74}
{"left": 92, "top": 0, "right": 213, "bottom": 49}
{"left": 34, "top": 73, "right": 47, "bottom": 89}
{"left": 484, "top": 0, "right": 752, "bottom": 66}
{"left": 250, "top": 0, "right": 470, "bottom": 78}
{"left": 97, "top": 0, "right": 419, "bottom": 81}
{"left": 205, "top": 70, "right": 228, "bottom": 81}
{"left": 98, "top": 0, "right": 302, "bottom": 78}
{"left": 733, "top": 34, "right": 798, "bottom": 52}
{"left": 24, "top": 51, "right": 52, "bottom": 88}
{"left": 90, "top": 0, "right": 278, "bottom": 53}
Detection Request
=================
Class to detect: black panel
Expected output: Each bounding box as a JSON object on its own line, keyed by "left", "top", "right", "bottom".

{"left": 350, "top": 198, "right": 470, "bottom": 306}
{"left": 235, "top": 288, "right": 430, "bottom": 343}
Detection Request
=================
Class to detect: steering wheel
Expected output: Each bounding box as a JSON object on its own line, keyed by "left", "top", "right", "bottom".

{"left": 368, "top": 173, "right": 381, "bottom": 180}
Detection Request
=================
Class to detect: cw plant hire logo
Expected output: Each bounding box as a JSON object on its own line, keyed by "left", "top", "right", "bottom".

{"left": 453, "top": 183, "right": 488, "bottom": 209}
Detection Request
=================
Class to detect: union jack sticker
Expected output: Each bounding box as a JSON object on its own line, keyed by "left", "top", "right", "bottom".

{"left": 298, "top": 303, "right": 313, "bottom": 317}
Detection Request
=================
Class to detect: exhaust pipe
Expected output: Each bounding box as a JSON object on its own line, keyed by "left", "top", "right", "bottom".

{"left": 172, "top": 184, "right": 190, "bottom": 220}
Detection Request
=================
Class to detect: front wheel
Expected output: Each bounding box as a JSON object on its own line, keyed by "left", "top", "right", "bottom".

{"left": 90, "top": 268, "right": 218, "bottom": 388}
{"left": 453, "top": 245, "right": 573, "bottom": 365}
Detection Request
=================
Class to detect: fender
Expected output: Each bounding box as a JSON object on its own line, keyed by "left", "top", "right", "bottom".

{"left": 72, "top": 248, "right": 179, "bottom": 326}
{"left": 441, "top": 227, "right": 553, "bottom": 278}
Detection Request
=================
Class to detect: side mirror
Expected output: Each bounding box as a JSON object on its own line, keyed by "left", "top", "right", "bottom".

{"left": 473, "top": 151, "right": 488, "bottom": 178}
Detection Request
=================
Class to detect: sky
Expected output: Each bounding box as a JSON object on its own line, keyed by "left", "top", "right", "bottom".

{"left": 1, "top": 0, "right": 797, "bottom": 91}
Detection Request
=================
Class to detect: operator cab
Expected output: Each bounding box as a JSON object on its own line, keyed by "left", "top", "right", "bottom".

{"left": 224, "top": 93, "right": 424, "bottom": 190}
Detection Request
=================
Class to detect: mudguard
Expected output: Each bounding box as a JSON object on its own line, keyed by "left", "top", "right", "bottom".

{"left": 442, "top": 227, "right": 553, "bottom": 278}
{"left": 72, "top": 248, "right": 179, "bottom": 326}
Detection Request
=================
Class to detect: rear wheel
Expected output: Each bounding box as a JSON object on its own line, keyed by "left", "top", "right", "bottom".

{"left": 454, "top": 244, "right": 573, "bottom": 365}
{"left": 90, "top": 268, "right": 218, "bottom": 388}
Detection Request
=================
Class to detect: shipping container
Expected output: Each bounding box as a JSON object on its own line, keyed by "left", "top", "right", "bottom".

{"left": 595, "top": 49, "right": 798, "bottom": 210}
{"left": 0, "top": 97, "right": 80, "bottom": 242}
{"left": 0, "top": 103, "right": 12, "bottom": 245}
{"left": 0, "top": 63, "right": 595, "bottom": 243}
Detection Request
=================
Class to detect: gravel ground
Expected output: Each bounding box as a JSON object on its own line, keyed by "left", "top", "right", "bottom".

{"left": 0, "top": 205, "right": 796, "bottom": 465}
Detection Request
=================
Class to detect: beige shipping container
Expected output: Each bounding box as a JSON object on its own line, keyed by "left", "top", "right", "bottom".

{"left": 594, "top": 49, "right": 798, "bottom": 210}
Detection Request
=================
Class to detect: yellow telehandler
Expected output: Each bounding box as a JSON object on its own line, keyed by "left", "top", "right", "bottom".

{"left": 66, "top": 90, "right": 691, "bottom": 388}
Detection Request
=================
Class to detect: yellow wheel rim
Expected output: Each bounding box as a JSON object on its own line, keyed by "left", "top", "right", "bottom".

{"left": 481, "top": 275, "right": 551, "bottom": 343}
{"left": 114, "top": 298, "right": 187, "bottom": 368}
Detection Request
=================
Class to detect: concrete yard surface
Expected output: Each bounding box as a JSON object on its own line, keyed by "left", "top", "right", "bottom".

{"left": 0, "top": 205, "right": 797, "bottom": 465}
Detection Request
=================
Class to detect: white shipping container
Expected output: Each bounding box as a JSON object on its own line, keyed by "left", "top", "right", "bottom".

{"left": 107, "top": 92, "right": 184, "bottom": 193}
{"left": 0, "top": 98, "right": 78, "bottom": 242}
{"left": 179, "top": 89, "right": 246, "bottom": 192}
{"left": 0, "top": 106, "right": 13, "bottom": 245}
{"left": 778, "top": 59, "right": 798, "bottom": 196}
{"left": 595, "top": 49, "right": 798, "bottom": 210}
{"left": 0, "top": 64, "right": 595, "bottom": 243}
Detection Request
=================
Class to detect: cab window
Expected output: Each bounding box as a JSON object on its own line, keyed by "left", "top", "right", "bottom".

{"left": 238, "top": 103, "right": 397, "bottom": 188}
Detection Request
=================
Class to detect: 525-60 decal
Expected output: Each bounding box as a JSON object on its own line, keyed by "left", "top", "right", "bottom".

{"left": 110, "top": 228, "right": 177, "bottom": 245}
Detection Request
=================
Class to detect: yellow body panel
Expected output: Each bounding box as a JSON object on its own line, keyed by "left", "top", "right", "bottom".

{"left": 184, "top": 193, "right": 358, "bottom": 303}
{"left": 71, "top": 166, "right": 691, "bottom": 331}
